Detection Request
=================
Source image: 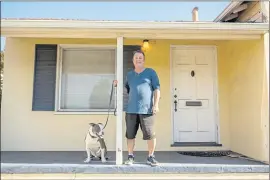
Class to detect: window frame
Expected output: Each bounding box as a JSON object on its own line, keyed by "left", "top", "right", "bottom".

{"left": 54, "top": 44, "right": 117, "bottom": 114}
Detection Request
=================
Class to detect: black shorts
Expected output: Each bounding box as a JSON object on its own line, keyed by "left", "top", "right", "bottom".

{"left": 125, "top": 113, "right": 156, "bottom": 140}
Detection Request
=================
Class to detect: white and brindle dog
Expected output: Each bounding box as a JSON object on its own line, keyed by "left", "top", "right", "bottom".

{"left": 84, "top": 123, "right": 108, "bottom": 163}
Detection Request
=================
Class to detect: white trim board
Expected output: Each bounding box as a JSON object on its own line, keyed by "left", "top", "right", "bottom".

{"left": 58, "top": 44, "right": 116, "bottom": 49}
{"left": 169, "top": 45, "right": 220, "bottom": 144}
{"left": 116, "top": 37, "right": 124, "bottom": 165}
{"left": 1, "top": 19, "right": 268, "bottom": 40}
{"left": 1, "top": 28, "right": 265, "bottom": 40}
{"left": 2, "top": 19, "right": 268, "bottom": 31}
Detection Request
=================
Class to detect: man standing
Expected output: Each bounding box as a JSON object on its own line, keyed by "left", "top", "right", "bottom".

{"left": 123, "top": 50, "right": 160, "bottom": 166}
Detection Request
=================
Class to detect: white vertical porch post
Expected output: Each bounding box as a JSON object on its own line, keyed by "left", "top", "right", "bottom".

{"left": 263, "top": 32, "right": 269, "bottom": 162}
{"left": 265, "top": 33, "right": 269, "bottom": 96}
{"left": 262, "top": 1, "right": 269, "bottom": 163}
{"left": 116, "top": 36, "right": 123, "bottom": 165}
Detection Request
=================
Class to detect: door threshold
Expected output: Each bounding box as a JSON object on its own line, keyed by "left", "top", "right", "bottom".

{"left": 171, "top": 142, "right": 222, "bottom": 147}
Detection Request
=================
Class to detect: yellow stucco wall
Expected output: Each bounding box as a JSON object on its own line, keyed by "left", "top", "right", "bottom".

{"left": 218, "top": 38, "right": 268, "bottom": 162}
{"left": 1, "top": 37, "right": 267, "bottom": 162}
{"left": 1, "top": 38, "right": 118, "bottom": 151}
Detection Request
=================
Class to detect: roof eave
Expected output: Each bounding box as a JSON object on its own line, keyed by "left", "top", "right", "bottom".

{"left": 1, "top": 19, "right": 269, "bottom": 30}
{"left": 214, "top": 1, "right": 242, "bottom": 22}
{"left": 1, "top": 19, "right": 269, "bottom": 40}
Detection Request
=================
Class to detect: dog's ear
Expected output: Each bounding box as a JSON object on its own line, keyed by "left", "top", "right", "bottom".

{"left": 98, "top": 123, "right": 104, "bottom": 129}
{"left": 89, "top": 123, "right": 95, "bottom": 126}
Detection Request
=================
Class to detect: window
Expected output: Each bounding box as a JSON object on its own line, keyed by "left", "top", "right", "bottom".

{"left": 56, "top": 45, "right": 116, "bottom": 112}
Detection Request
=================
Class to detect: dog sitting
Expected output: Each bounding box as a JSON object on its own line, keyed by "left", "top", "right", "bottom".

{"left": 84, "top": 123, "right": 108, "bottom": 163}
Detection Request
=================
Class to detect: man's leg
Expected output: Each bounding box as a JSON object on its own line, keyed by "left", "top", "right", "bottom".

{"left": 139, "top": 114, "right": 158, "bottom": 166}
{"left": 127, "top": 139, "right": 135, "bottom": 155}
{"left": 125, "top": 113, "right": 139, "bottom": 165}
{"left": 147, "top": 138, "right": 156, "bottom": 157}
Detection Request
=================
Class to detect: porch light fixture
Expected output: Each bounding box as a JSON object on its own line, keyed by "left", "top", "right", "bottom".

{"left": 142, "top": 39, "right": 149, "bottom": 49}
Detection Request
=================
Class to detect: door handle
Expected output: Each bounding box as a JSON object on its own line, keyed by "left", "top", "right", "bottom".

{"left": 174, "top": 100, "right": 177, "bottom": 112}
{"left": 191, "top": 70, "right": 195, "bottom": 77}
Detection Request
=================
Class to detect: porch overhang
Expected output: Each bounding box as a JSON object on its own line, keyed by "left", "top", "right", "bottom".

{"left": 1, "top": 19, "right": 269, "bottom": 40}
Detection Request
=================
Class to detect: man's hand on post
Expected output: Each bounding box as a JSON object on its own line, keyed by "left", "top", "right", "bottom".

{"left": 113, "top": 80, "right": 118, "bottom": 87}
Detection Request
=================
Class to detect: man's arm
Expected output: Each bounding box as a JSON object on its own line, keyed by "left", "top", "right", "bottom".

{"left": 152, "top": 70, "right": 161, "bottom": 109}
{"left": 153, "top": 89, "right": 160, "bottom": 107}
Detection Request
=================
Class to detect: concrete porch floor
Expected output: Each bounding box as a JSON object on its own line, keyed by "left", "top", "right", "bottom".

{"left": 1, "top": 151, "right": 269, "bottom": 174}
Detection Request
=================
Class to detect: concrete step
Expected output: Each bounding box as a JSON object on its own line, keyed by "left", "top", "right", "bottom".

{"left": 1, "top": 163, "right": 269, "bottom": 174}
{"left": 1, "top": 173, "right": 269, "bottom": 180}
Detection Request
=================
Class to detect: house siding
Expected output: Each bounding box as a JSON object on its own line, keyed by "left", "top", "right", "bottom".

{"left": 237, "top": 1, "right": 262, "bottom": 22}
{"left": 218, "top": 39, "right": 268, "bottom": 162}
{"left": 0, "top": 38, "right": 229, "bottom": 152}
{"left": 1, "top": 37, "right": 268, "bottom": 162}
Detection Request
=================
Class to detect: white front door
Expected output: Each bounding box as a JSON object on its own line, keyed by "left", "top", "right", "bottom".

{"left": 171, "top": 46, "right": 218, "bottom": 143}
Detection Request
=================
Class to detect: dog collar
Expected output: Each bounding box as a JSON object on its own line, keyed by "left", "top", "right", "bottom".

{"left": 88, "top": 132, "right": 98, "bottom": 138}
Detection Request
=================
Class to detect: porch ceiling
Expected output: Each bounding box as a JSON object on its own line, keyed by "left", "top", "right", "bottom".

{"left": 1, "top": 19, "right": 269, "bottom": 40}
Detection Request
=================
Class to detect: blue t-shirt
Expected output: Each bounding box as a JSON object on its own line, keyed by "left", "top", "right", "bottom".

{"left": 125, "top": 68, "right": 160, "bottom": 114}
